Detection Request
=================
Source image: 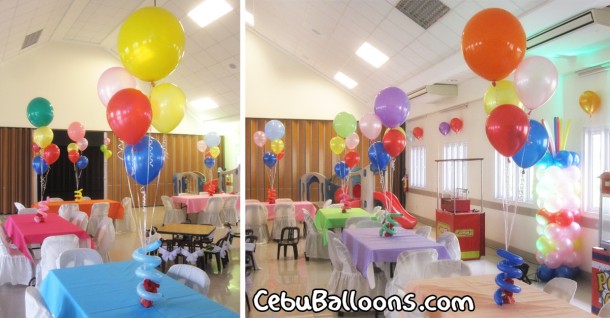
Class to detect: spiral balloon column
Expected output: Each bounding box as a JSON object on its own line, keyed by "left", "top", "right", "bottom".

{"left": 379, "top": 212, "right": 402, "bottom": 237}
{"left": 74, "top": 188, "right": 83, "bottom": 202}
{"left": 494, "top": 249, "right": 523, "bottom": 305}
{"left": 267, "top": 188, "right": 277, "bottom": 204}
{"left": 207, "top": 182, "right": 217, "bottom": 196}
{"left": 34, "top": 197, "right": 49, "bottom": 223}
{"left": 132, "top": 239, "right": 163, "bottom": 308}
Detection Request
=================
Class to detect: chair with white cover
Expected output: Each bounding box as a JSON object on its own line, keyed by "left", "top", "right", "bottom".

{"left": 48, "top": 197, "right": 63, "bottom": 202}
{"left": 271, "top": 203, "right": 297, "bottom": 240}
{"left": 35, "top": 234, "right": 79, "bottom": 287}
{"left": 0, "top": 227, "right": 32, "bottom": 285}
{"left": 326, "top": 230, "right": 342, "bottom": 270}
{"left": 94, "top": 218, "right": 116, "bottom": 263}
{"left": 344, "top": 217, "right": 372, "bottom": 229}
{"left": 415, "top": 226, "right": 432, "bottom": 239}
{"left": 167, "top": 264, "right": 211, "bottom": 296}
{"left": 197, "top": 196, "right": 225, "bottom": 227}
{"left": 245, "top": 203, "right": 269, "bottom": 244}
{"left": 222, "top": 196, "right": 239, "bottom": 226}
{"left": 87, "top": 202, "right": 110, "bottom": 236}
{"left": 24, "top": 286, "right": 52, "bottom": 318}
{"left": 599, "top": 301, "right": 610, "bottom": 317}
{"left": 543, "top": 277, "right": 577, "bottom": 303}
{"left": 322, "top": 199, "right": 332, "bottom": 208}
{"left": 245, "top": 199, "right": 259, "bottom": 204}
{"left": 58, "top": 203, "right": 79, "bottom": 220}
{"left": 436, "top": 232, "right": 461, "bottom": 261}
{"left": 424, "top": 259, "right": 471, "bottom": 278}
{"left": 18, "top": 208, "right": 38, "bottom": 215}
{"left": 81, "top": 196, "right": 91, "bottom": 200}
{"left": 303, "top": 210, "right": 329, "bottom": 261}
{"left": 115, "top": 197, "right": 135, "bottom": 233}
{"left": 275, "top": 198, "right": 292, "bottom": 203}
{"left": 327, "top": 203, "right": 343, "bottom": 208}
{"left": 56, "top": 248, "right": 103, "bottom": 268}
{"left": 14, "top": 202, "right": 26, "bottom": 212}
{"left": 70, "top": 211, "right": 89, "bottom": 231}
{"left": 354, "top": 220, "right": 382, "bottom": 228}
{"left": 161, "top": 195, "right": 187, "bottom": 225}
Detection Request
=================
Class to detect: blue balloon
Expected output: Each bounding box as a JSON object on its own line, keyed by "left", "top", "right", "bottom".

{"left": 536, "top": 152, "right": 554, "bottom": 169}
{"left": 369, "top": 163, "right": 379, "bottom": 174}
{"left": 124, "top": 136, "right": 165, "bottom": 185}
{"left": 554, "top": 150, "right": 573, "bottom": 168}
{"left": 334, "top": 161, "right": 349, "bottom": 179}
{"left": 512, "top": 120, "right": 548, "bottom": 169}
{"left": 76, "top": 156, "right": 89, "bottom": 170}
{"left": 536, "top": 264, "right": 556, "bottom": 282}
{"left": 368, "top": 142, "right": 390, "bottom": 171}
{"left": 571, "top": 152, "right": 580, "bottom": 166}
{"left": 204, "top": 156, "right": 215, "bottom": 168}
{"left": 264, "top": 120, "right": 285, "bottom": 141}
{"left": 32, "top": 156, "right": 49, "bottom": 175}
{"left": 556, "top": 265, "right": 579, "bottom": 279}
{"left": 263, "top": 152, "right": 277, "bottom": 168}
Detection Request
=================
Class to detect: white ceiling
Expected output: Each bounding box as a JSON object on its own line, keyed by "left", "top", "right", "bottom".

{"left": 247, "top": 0, "right": 610, "bottom": 108}
{"left": 0, "top": 0, "right": 239, "bottom": 124}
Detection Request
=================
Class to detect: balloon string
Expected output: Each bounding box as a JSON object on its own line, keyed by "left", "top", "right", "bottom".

{"left": 117, "top": 140, "right": 125, "bottom": 161}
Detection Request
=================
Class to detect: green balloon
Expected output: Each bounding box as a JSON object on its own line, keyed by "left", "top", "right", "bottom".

{"left": 27, "top": 97, "right": 54, "bottom": 127}
{"left": 333, "top": 112, "right": 357, "bottom": 138}
{"left": 100, "top": 145, "right": 107, "bottom": 152}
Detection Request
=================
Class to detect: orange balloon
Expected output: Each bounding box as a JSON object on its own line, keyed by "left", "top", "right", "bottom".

{"left": 579, "top": 90, "right": 601, "bottom": 116}
{"left": 462, "top": 8, "right": 526, "bottom": 82}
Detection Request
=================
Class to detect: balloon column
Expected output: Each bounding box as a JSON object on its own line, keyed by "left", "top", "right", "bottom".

{"left": 255, "top": 120, "right": 286, "bottom": 204}
{"left": 67, "top": 121, "right": 89, "bottom": 199}
{"left": 331, "top": 112, "right": 358, "bottom": 211}
{"left": 28, "top": 97, "right": 55, "bottom": 199}
{"left": 201, "top": 132, "right": 221, "bottom": 195}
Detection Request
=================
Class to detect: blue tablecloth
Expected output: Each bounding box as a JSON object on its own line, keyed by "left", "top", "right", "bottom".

{"left": 39, "top": 261, "right": 238, "bottom": 318}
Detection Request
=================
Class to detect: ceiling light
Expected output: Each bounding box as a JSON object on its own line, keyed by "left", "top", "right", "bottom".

{"left": 188, "top": 0, "right": 233, "bottom": 28}
{"left": 356, "top": 42, "right": 389, "bottom": 68}
{"left": 334, "top": 72, "right": 358, "bottom": 89}
{"left": 245, "top": 11, "right": 254, "bottom": 26}
{"left": 191, "top": 97, "right": 219, "bottom": 111}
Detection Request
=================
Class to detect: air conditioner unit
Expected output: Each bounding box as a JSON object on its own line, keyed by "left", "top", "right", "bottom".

{"left": 407, "top": 84, "right": 457, "bottom": 100}
{"left": 527, "top": 7, "right": 610, "bottom": 49}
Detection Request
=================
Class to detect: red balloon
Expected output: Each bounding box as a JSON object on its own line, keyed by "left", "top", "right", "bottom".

{"left": 344, "top": 150, "right": 360, "bottom": 169}
{"left": 412, "top": 127, "right": 423, "bottom": 140}
{"left": 485, "top": 104, "right": 529, "bottom": 157}
{"left": 277, "top": 150, "right": 285, "bottom": 161}
{"left": 450, "top": 118, "right": 463, "bottom": 133}
{"left": 42, "top": 144, "right": 60, "bottom": 165}
{"left": 32, "top": 143, "right": 41, "bottom": 154}
{"left": 555, "top": 210, "right": 574, "bottom": 227}
{"left": 383, "top": 128, "right": 407, "bottom": 158}
{"left": 106, "top": 88, "right": 152, "bottom": 145}
{"left": 68, "top": 150, "right": 80, "bottom": 164}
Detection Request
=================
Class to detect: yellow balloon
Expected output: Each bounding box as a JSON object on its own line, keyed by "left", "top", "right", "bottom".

{"left": 483, "top": 80, "right": 523, "bottom": 114}
{"left": 151, "top": 83, "right": 186, "bottom": 133}
{"left": 67, "top": 143, "right": 79, "bottom": 153}
{"left": 209, "top": 146, "right": 221, "bottom": 159}
{"left": 329, "top": 136, "right": 345, "bottom": 155}
{"left": 104, "top": 150, "right": 113, "bottom": 159}
{"left": 34, "top": 126, "right": 53, "bottom": 149}
{"left": 117, "top": 7, "right": 185, "bottom": 82}
{"left": 270, "top": 139, "right": 284, "bottom": 155}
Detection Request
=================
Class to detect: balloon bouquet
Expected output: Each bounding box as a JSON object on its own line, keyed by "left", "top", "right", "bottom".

{"left": 101, "top": 6, "right": 185, "bottom": 308}
{"left": 252, "top": 120, "right": 285, "bottom": 204}
{"left": 329, "top": 112, "right": 359, "bottom": 211}
{"left": 201, "top": 132, "right": 222, "bottom": 195}
{"left": 66, "top": 122, "right": 89, "bottom": 201}
{"left": 100, "top": 137, "right": 113, "bottom": 159}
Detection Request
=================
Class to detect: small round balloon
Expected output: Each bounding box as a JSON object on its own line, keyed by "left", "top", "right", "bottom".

{"left": 374, "top": 87, "right": 410, "bottom": 128}
{"left": 32, "top": 156, "right": 49, "bottom": 175}
{"left": 42, "top": 144, "right": 60, "bottom": 165}
{"left": 196, "top": 140, "right": 207, "bottom": 153}
{"left": 450, "top": 118, "right": 463, "bottom": 133}
{"left": 439, "top": 122, "right": 450, "bottom": 136}
{"left": 76, "top": 156, "right": 89, "bottom": 170}
{"left": 68, "top": 122, "right": 86, "bottom": 142}
{"left": 204, "top": 157, "right": 215, "bottom": 169}
{"left": 334, "top": 161, "right": 350, "bottom": 179}
{"left": 68, "top": 150, "right": 80, "bottom": 164}
{"left": 345, "top": 132, "right": 360, "bottom": 150}
{"left": 329, "top": 136, "right": 345, "bottom": 155}
{"left": 252, "top": 131, "right": 267, "bottom": 148}
{"left": 333, "top": 112, "right": 357, "bottom": 138}
{"left": 264, "top": 120, "right": 285, "bottom": 141}
{"left": 579, "top": 90, "right": 601, "bottom": 116}
{"left": 209, "top": 146, "right": 221, "bottom": 159}
{"left": 27, "top": 97, "right": 54, "bottom": 128}
{"left": 33, "top": 126, "right": 53, "bottom": 149}
{"left": 270, "top": 139, "right": 284, "bottom": 155}
{"left": 412, "top": 127, "right": 423, "bottom": 140}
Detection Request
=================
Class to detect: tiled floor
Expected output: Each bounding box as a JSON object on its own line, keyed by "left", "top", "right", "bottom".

{"left": 246, "top": 222, "right": 592, "bottom": 317}
{"left": 0, "top": 207, "right": 240, "bottom": 317}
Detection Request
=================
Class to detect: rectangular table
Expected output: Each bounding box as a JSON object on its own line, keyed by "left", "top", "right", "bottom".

{"left": 32, "top": 199, "right": 124, "bottom": 219}
{"left": 405, "top": 274, "right": 595, "bottom": 318}
{"left": 314, "top": 207, "right": 374, "bottom": 245}
{"left": 245, "top": 201, "right": 317, "bottom": 222}
{"left": 3, "top": 214, "right": 92, "bottom": 263}
{"left": 341, "top": 227, "right": 451, "bottom": 288}
{"left": 40, "top": 260, "right": 238, "bottom": 318}
{"left": 171, "top": 193, "right": 240, "bottom": 214}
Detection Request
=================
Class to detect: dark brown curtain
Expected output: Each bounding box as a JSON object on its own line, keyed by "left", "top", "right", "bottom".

{"left": 0, "top": 128, "right": 33, "bottom": 214}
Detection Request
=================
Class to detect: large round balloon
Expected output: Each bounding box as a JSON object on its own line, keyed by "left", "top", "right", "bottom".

{"left": 33, "top": 126, "right": 53, "bottom": 149}
{"left": 117, "top": 7, "right": 185, "bottom": 82}
{"left": 512, "top": 120, "right": 549, "bottom": 168}
{"left": 27, "top": 97, "right": 54, "bottom": 128}
{"left": 205, "top": 132, "right": 221, "bottom": 148}
{"left": 264, "top": 120, "right": 285, "bottom": 141}
{"left": 150, "top": 83, "right": 186, "bottom": 134}
{"left": 374, "top": 87, "right": 410, "bottom": 128}
{"left": 124, "top": 136, "right": 165, "bottom": 185}
{"left": 107, "top": 88, "right": 152, "bottom": 145}
{"left": 382, "top": 128, "right": 407, "bottom": 158}
{"left": 42, "top": 144, "right": 60, "bottom": 165}
{"left": 68, "top": 122, "right": 86, "bottom": 142}
{"left": 485, "top": 104, "right": 529, "bottom": 157}
{"left": 333, "top": 112, "right": 357, "bottom": 138}
{"left": 368, "top": 141, "right": 390, "bottom": 171}
{"left": 462, "top": 8, "right": 526, "bottom": 82}
{"left": 97, "top": 67, "right": 137, "bottom": 107}
{"left": 359, "top": 112, "right": 382, "bottom": 140}
{"left": 263, "top": 152, "right": 277, "bottom": 168}
{"left": 483, "top": 80, "right": 523, "bottom": 114}
{"left": 514, "top": 56, "right": 558, "bottom": 111}
{"left": 32, "top": 156, "right": 49, "bottom": 175}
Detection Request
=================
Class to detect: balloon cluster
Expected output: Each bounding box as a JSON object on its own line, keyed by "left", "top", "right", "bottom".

{"left": 438, "top": 118, "right": 463, "bottom": 136}
{"left": 67, "top": 121, "right": 89, "bottom": 170}
{"left": 329, "top": 112, "right": 359, "bottom": 210}
{"left": 34, "top": 197, "right": 49, "bottom": 223}
{"left": 99, "top": 137, "right": 113, "bottom": 159}
{"left": 494, "top": 249, "right": 523, "bottom": 305}
{"left": 198, "top": 132, "right": 222, "bottom": 194}
{"left": 253, "top": 120, "right": 286, "bottom": 203}
{"left": 378, "top": 212, "right": 401, "bottom": 237}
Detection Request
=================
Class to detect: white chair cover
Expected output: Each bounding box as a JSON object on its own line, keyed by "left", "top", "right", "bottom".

{"left": 344, "top": 217, "right": 372, "bottom": 229}
{"left": 35, "top": 234, "right": 79, "bottom": 287}
{"left": 543, "top": 277, "right": 577, "bottom": 302}
{"left": 271, "top": 203, "right": 297, "bottom": 240}
{"left": 94, "top": 218, "right": 116, "bottom": 263}
{"left": 322, "top": 199, "right": 332, "bottom": 208}
{"left": 161, "top": 195, "right": 187, "bottom": 225}
{"left": 18, "top": 208, "right": 38, "bottom": 215}
{"left": 424, "top": 259, "right": 471, "bottom": 278}
{"left": 327, "top": 203, "right": 343, "bottom": 208}
{"left": 436, "top": 232, "right": 461, "bottom": 261}
{"left": 115, "top": 197, "right": 135, "bottom": 233}
{"left": 245, "top": 199, "right": 259, "bottom": 204}
{"left": 81, "top": 196, "right": 91, "bottom": 200}
{"left": 14, "top": 202, "right": 26, "bottom": 212}
{"left": 167, "top": 264, "right": 211, "bottom": 296}
{"left": 0, "top": 227, "right": 32, "bottom": 285}
{"left": 353, "top": 220, "right": 382, "bottom": 228}
{"left": 245, "top": 203, "right": 269, "bottom": 244}
{"left": 303, "top": 210, "right": 329, "bottom": 260}
{"left": 415, "top": 226, "right": 432, "bottom": 238}
{"left": 222, "top": 196, "right": 239, "bottom": 225}
{"left": 197, "top": 196, "right": 225, "bottom": 226}
{"left": 329, "top": 238, "right": 386, "bottom": 297}
{"left": 48, "top": 197, "right": 63, "bottom": 202}
{"left": 326, "top": 230, "right": 342, "bottom": 271}
{"left": 87, "top": 202, "right": 110, "bottom": 236}
{"left": 70, "top": 211, "right": 89, "bottom": 231}
{"left": 58, "top": 203, "right": 79, "bottom": 220}
{"left": 56, "top": 248, "right": 103, "bottom": 268}
{"left": 25, "top": 286, "right": 53, "bottom": 318}
{"left": 275, "top": 198, "right": 292, "bottom": 203}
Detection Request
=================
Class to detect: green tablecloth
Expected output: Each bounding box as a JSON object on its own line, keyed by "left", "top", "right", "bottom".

{"left": 314, "top": 208, "right": 374, "bottom": 245}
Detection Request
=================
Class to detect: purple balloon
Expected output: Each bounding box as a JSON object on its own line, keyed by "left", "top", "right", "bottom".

{"left": 374, "top": 87, "right": 410, "bottom": 128}
{"left": 439, "top": 122, "right": 450, "bottom": 136}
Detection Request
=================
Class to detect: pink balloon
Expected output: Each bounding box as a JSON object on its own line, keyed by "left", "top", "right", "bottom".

{"left": 359, "top": 112, "right": 382, "bottom": 140}
{"left": 103, "top": 137, "right": 111, "bottom": 146}
{"left": 196, "top": 140, "right": 207, "bottom": 153}
{"left": 77, "top": 138, "right": 89, "bottom": 152}
{"left": 514, "top": 56, "right": 558, "bottom": 111}
{"left": 345, "top": 132, "right": 359, "bottom": 150}
{"left": 68, "top": 121, "right": 86, "bottom": 142}
{"left": 253, "top": 131, "right": 267, "bottom": 148}
{"left": 545, "top": 252, "right": 562, "bottom": 269}
{"left": 563, "top": 251, "right": 581, "bottom": 267}
{"left": 97, "top": 67, "right": 137, "bottom": 107}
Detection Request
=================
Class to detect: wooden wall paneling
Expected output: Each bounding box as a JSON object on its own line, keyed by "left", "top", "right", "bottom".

{"left": 289, "top": 120, "right": 299, "bottom": 201}
{"left": 0, "top": 128, "right": 31, "bottom": 214}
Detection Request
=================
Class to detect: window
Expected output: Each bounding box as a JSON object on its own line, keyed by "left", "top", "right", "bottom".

{"left": 494, "top": 151, "right": 534, "bottom": 203}
{"left": 409, "top": 146, "right": 426, "bottom": 188}
{"left": 583, "top": 127, "right": 609, "bottom": 212}
{"left": 442, "top": 142, "right": 467, "bottom": 194}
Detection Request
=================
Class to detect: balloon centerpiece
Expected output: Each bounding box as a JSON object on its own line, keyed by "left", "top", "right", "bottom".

{"left": 259, "top": 120, "right": 285, "bottom": 204}
{"left": 379, "top": 212, "right": 402, "bottom": 237}
{"left": 34, "top": 197, "right": 49, "bottom": 223}
{"left": 28, "top": 97, "right": 55, "bottom": 199}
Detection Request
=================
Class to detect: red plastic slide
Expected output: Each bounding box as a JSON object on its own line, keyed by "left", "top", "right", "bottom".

{"left": 373, "top": 191, "right": 417, "bottom": 229}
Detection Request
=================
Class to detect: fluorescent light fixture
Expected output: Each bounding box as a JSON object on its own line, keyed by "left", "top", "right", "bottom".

{"left": 245, "top": 11, "right": 254, "bottom": 26}
{"left": 334, "top": 72, "right": 358, "bottom": 89}
{"left": 190, "top": 97, "right": 219, "bottom": 111}
{"left": 356, "top": 42, "right": 389, "bottom": 68}
{"left": 188, "top": 0, "right": 233, "bottom": 28}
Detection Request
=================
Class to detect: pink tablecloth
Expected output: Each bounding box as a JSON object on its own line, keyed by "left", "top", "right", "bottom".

{"left": 3, "top": 214, "right": 92, "bottom": 263}
{"left": 245, "top": 201, "right": 316, "bottom": 222}
{"left": 171, "top": 194, "right": 240, "bottom": 214}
